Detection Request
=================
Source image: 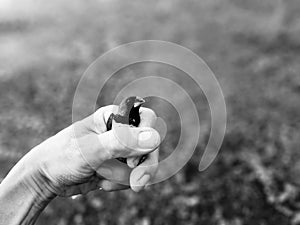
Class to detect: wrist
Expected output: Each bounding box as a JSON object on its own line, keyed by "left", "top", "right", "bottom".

{"left": 0, "top": 151, "right": 55, "bottom": 224}
{"left": 19, "top": 147, "right": 57, "bottom": 199}
{"left": 22, "top": 156, "right": 57, "bottom": 205}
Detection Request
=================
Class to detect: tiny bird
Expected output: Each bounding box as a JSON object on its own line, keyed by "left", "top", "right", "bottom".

{"left": 106, "top": 96, "right": 146, "bottom": 165}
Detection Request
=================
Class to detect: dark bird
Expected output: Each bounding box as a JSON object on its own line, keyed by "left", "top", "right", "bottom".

{"left": 106, "top": 96, "right": 146, "bottom": 165}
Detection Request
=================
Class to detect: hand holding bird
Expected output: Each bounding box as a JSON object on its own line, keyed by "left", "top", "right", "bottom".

{"left": 106, "top": 96, "right": 149, "bottom": 167}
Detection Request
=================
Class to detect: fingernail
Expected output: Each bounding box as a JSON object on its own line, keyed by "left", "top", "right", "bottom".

{"left": 131, "top": 174, "right": 151, "bottom": 192}
{"left": 101, "top": 180, "right": 112, "bottom": 190}
{"left": 133, "top": 157, "right": 140, "bottom": 166}
{"left": 127, "top": 158, "right": 135, "bottom": 168}
{"left": 138, "top": 175, "right": 151, "bottom": 190}
{"left": 127, "top": 157, "right": 139, "bottom": 168}
{"left": 140, "top": 174, "right": 150, "bottom": 183}
{"left": 138, "top": 130, "right": 160, "bottom": 149}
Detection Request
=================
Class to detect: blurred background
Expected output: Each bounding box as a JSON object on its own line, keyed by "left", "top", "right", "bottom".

{"left": 1, "top": 0, "right": 300, "bottom": 224}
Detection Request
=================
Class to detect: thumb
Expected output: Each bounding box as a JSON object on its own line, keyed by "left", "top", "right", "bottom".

{"left": 99, "top": 125, "right": 160, "bottom": 159}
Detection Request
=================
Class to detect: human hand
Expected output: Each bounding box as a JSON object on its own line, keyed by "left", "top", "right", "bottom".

{"left": 25, "top": 105, "right": 160, "bottom": 197}
{"left": 0, "top": 105, "right": 160, "bottom": 225}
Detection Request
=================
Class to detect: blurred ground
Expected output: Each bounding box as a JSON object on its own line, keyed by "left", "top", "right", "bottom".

{"left": 1, "top": 0, "right": 300, "bottom": 224}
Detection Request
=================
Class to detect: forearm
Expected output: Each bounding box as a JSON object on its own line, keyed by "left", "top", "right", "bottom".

{"left": 0, "top": 153, "right": 55, "bottom": 225}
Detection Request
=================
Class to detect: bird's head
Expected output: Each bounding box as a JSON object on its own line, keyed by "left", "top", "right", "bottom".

{"left": 118, "top": 96, "right": 145, "bottom": 116}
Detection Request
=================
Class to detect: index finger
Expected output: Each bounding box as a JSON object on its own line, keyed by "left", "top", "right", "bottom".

{"left": 77, "top": 105, "right": 118, "bottom": 135}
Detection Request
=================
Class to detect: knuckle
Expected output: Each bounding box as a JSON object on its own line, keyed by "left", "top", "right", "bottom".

{"left": 101, "top": 105, "right": 118, "bottom": 114}
{"left": 93, "top": 105, "right": 118, "bottom": 132}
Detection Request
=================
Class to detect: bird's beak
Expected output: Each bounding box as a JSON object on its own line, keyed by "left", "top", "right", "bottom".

{"left": 134, "top": 96, "right": 145, "bottom": 108}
